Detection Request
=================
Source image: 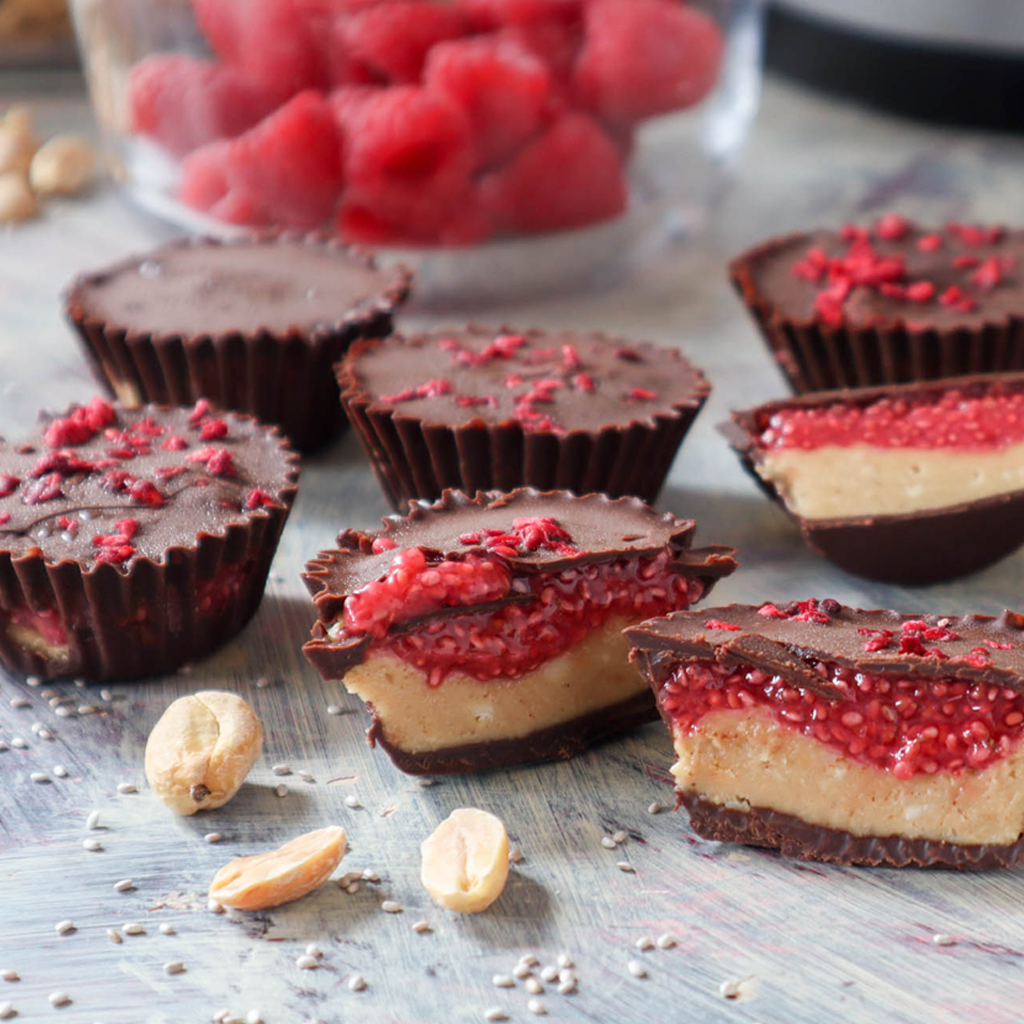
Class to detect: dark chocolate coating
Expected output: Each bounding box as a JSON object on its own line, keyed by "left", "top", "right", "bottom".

{"left": 64, "top": 235, "right": 412, "bottom": 452}
{"left": 729, "top": 226, "right": 1024, "bottom": 393}
{"left": 0, "top": 401, "right": 299, "bottom": 681}
{"left": 303, "top": 489, "right": 738, "bottom": 679}
{"left": 368, "top": 691, "right": 659, "bottom": 776}
{"left": 723, "top": 373, "right": 1024, "bottom": 584}
{"left": 338, "top": 327, "right": 710, "bottom": 507}
{"left": 680, "top": 794, "right": 1024, "bottom": 869}
{"left": 627, "top": 602, "right": 1024, "bottom": 693}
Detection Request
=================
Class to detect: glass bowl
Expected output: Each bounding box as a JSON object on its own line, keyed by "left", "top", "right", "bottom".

{"left": 71, "top": 0, "right": 764, "bottom": 306}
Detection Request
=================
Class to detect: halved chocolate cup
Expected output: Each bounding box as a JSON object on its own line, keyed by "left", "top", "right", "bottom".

{"left": 723, "top": 373, "right": 1024, "bottom": 584}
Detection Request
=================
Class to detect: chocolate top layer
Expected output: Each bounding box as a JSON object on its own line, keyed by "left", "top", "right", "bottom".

{"left": 304, "top": 489, "right": 737, "bottom": 624}
{"left": 725, "top": 371, "right": 1024, "bottom": 456}
{"left": 339, "top": 327, "right": 709, "bottom": 433}
{"left": 627, "top": 602, "right": 1024, "bottom": 692}
{"left": 0, "top": 400, "right": 299, "bottom": 571}
{"left": 733, "top": 221, "right": 1022, "bottom": 329}
{"left": 66, "top": 236, "right": 411, "bottom": 340}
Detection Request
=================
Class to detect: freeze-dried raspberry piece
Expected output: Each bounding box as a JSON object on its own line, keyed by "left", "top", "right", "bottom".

{"left": 459, "top": 0, "right": 582, "bottom": 29}
{"left": 480, "top": 113, "right": 625, "bottom": 234}
{"left": 424, "top": 35, "right": 552, "bottom": 169}
{"left": 192, "top": 0, "right": 327, "bottom": 95}
{"left": 128, "top": 54, "right": 279, "bottom": 157}
{"left": 573, "top": 0, "right": 723, "bottom": 125}
{"left": 339, "top": 87, "right": 475, "bottom": 243}
{"left": 223, "top": 92, "right": 344, "bottom": 228}
{"left": 339, "top": 2, "right": 466, "bottom": 84}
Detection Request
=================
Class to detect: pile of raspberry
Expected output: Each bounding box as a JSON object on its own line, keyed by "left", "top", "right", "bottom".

{"left": 129, "top": 0, "right": 723, "bottom": 245}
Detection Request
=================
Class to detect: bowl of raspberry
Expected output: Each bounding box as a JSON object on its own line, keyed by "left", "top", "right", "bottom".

{"left": 71, "top": 0, "right": 764, "bottom": 304}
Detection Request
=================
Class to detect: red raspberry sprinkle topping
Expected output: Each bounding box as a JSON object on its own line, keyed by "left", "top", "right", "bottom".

{"left": 952, "top": 254, "right": 980, "bottom": 270}
{"left": 573, "top": 373, "right": 595, "bottom": 392}
{"left": 970, "top": 256, "right": 1003, "bottom": 291}
{"left": 188, "top": 399, "right": 212, "bottom": 425}
{"left": 916, "top": 233, "right": 943, "bottom": 252}
{"left": 938, "top": 284, "right": 978, "bottom": 312}
{"left": 661, "top": 659, "right": 1024, "bottom": 778}
{"left": 755, "top": 599, "right": 835, "bottom": 623}
{"left": 628, "top": 387, "right": 658, "bottom": 401}
{"left": 200, "top": 418, "right": 229, "bottom": 440}
{"left": 186, "top": 447, "right": 236, "bottom": 477}
{"left": 705, "top": 619, "right": 741, "bottom": 631}
{"left": 42, "top": 398, "right": 117, "bottom": 448}
{"left": 946, "top": 222, "right": 1004, "bottom": 247}
{"left": 161, "top": 435, "right": 188, "bottom": 451}
{"left": 129, "top": 480, "right": 165, "bottom": 508}
{"left": 380, "top": 378, "right": 454, "bottom": 404}
{"left": 905, "top": 281, "right": 935, "bottom": 302}
{"left": 154, "top": 466, "right": 188, "bottom": 480}
{"left": 22, "top": 473, "right": 63, "bottom": 505}
{"left": 0, "top": 512, "right": 9, "bottom": 526}
{"left": 99, "top": 469, "right": 133, "bottom": 494}
{"left": 510, "top": 516, "right": 573, "bottom": 552}
{"left": 244, "top": 488, "right": 275, "bottom": 511}
{"left": 875, "top": 212, "right": 909, "bottom": 240}
{"left": 758, "top": 383, "right": 1024, "bottom": 451}
{"left": 0, "top": 474, "right": 21, "bottom": 498}
{"left": 562, "top": 344, "right": 581, "bottom": 370}
{"left": 371, "top": 536, "right": 398, "bottom": 554}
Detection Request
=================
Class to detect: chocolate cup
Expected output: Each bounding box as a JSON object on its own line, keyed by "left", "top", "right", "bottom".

{"left": 64, "top": 237, "right": 412, "bottom": 453}
{"left": 366, "top": 690, "right": 658, "bottom": 776}
{"left": 680, "top": 794, "right": 1024, "bottom": 870}
{"left": 0, "top": 417, "right": 299, "bottom": 682}
{"left": 729, "top": 233, "right": 1024, "bottom": 394}
{"left": 337, "top": 331, "right": 710, "bottom": 509}
{"left": 722, "top": 374, "right": 1024, "bottom": 584}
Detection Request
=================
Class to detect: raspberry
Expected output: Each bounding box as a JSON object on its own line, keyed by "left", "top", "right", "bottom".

{"left": 128, "top": 55, "right": 279, "bottom": 157}
{"left": 424, "top": 35, "right": 552, "bottom": 169}
{"left": 500, "top": 17, "right": 582, "bottom": 88}
{"left": 223, "top": 92, "right": 344, "bottom": 228}
{"left": 480, "top": 113, "right": 625, "bottom": 234}
{"left": 0, "top": 474, "right": 20, "bottom": 498}
{"left": 192, "top": 0, "right": 327, "bottom": 96}
{"left": 330, "top": 85, "right": 384, "bottom": 132}
{"left": 340, "top": 2, "right": 466, "bottom": 84}
{"left": 573, "top": 0, "right": 723, "bottom": 124}
{"left": 458, "top": 0, "right": 582, "bottom": 29}
{"left": 338, "top": 87, "right": 475, "bottom": 243}
{"left": 178, "top": 141, "right": 270, "bottom": 227}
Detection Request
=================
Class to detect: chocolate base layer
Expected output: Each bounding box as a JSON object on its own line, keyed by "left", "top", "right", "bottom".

{"left": 65, "top": 236, "right": 412, "bottom": 452}
{"left": 368, "top": 690, "right": 658, "bottom": 776}
{"left": 729, "top": 232, "right": 1024, "bottom": 394}
{"left": 680, "top": 793, "right": 1024, "bottom": 870}
{"left": 723, "top": 375, "right": 1024, "bottom": 584}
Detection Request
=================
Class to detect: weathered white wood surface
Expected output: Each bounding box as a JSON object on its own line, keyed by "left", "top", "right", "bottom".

{"left": 3, "top": 75, "right": 1024, "bottom": 1024}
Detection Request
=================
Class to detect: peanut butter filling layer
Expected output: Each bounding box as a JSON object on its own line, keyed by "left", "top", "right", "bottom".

{"left": 671, "top": 708, "right": 1024, "bottom": 847}
{"left": 342, "top": 617, "right": 645, "bottom": 753}
{"left": 758, "top": 443, "right": 1024, "bottom": 520}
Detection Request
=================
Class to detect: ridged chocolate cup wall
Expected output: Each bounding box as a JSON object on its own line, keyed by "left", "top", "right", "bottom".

{"left": 729, "top": 230, "right": 1024, "bottom": 393}
{"left": 64, "top": 236, "right": 412, "bottom": 452}
{"left": 0, "top": 404, "right": 299, "bottom": 681}
{"left": 337, "top": 327, "right": 711, "bottom": 509}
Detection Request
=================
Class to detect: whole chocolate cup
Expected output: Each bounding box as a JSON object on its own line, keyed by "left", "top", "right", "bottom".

{"left": 722, "top": 373, "right": 1024, "bottom": 584}
{"left": 0, "top": 410, "right": 300, "bottom": 682}
{"left": 729, "top": 232, "right": 1024, "bottom": 393}
{"left": 64, "top": 236, "right": 412, "bottom": 452}
{"left": 337, "top": 328, "right": 710, "bottom": 509}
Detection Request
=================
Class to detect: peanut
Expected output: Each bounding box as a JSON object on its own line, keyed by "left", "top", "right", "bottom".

{"left": 420, "top": 808, "right": 509, "bottom": 913}
{"left": 0, "top": 172, "right": 36, "bottom": 223}
{"left": 144, "top": 691, "right": 263, "bottom": 816}
{"left": 30, "top": 135, "right": 94, "bottom": 196}
{"left": 209, "top": 826, "right": 347, "bottom": 911}
{"left": 0, "top": 106, "right": 37, "bottom": 178}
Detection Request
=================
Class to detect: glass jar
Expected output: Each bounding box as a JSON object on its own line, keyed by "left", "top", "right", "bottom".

{"left": 71, "top": 0, "right": 764, "bottom": 305}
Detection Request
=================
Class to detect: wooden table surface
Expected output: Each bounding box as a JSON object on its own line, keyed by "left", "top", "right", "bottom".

{"left": 3, "top": 73, "right": 1024, "bottom": 1024}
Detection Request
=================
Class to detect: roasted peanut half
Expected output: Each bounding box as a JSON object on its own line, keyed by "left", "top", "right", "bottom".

{"left": 145, "top": 691, "right": 263, "bottom": 815}
{"left": 30, "top": 135, "right": 94, "bottom": 196}
{"left": 420, "top": 808, "right": 510, "bottom": 913}
{"left": 210, "top": 826, "right": 347, "bottom": 911}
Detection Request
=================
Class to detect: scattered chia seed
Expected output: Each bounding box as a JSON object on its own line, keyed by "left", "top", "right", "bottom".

{"left": 78, "top": 705, "right": 100, "bottom": 715}
{"left": 417, "top": 778, "right": 435, "bottom": 787}
{"left": 246, "top": 1011, "right": 262, "bottom": 1024}
{"left": 556, "top": 979, "right": 576, "bottom": 995}
{"left": 361, "top": 869, "right": 379, "bottom": 882}
{"left": 83, "top": 838, "right": 102, "bottom": 852}
{"left": 38, "top": 729, "right": 54, "bottom": 741}
{"left": 0, "top": 1001, "right": 14, "bottom": 1019}
{"left": 48, "top": 992, "right": 70, "bottom": 1007}
{"left": 304, "top": 943, "right": 323, "bottom": 959}
{"left": 326, "top": 704, "right": 343, "bottom": 716}
{"left": 635, "top": 937, "right": 655, "bottom": 950}
{"left": 0, "top": 971, "right": 17, "bottom": 981}
{"left": 25, "top": 676, "right": 40, "bottom": 687}
{"left": 9, "top": 697, "right": 28, "bottom": 709}
{"left": 299, "top": 771, "right": 315, "bottom": 783}
{"left": 513, "top": 964, "right": 532, "bottom": 979}
{"left": 612, "top": 830, "right": 628, "bottom": 844}
{"left": 600, "top": 837, "right": 617, "bottom": 849}
{"left": 719, "top": 978, "right": 742, "bottom": 999}
{"left": 557, "top": 969, "right": 575, "bottom": 986}
{"left": 627, "top": 961, "right": 647, "bottom": 979}
{"left": 54, "top": 706, "right": 74, "bottom": 718}
{"left": 518, "top": 954, "right": 538, "bottom": 968}
{"left": 53, "top": 765, "right": 68, "bottom": 778}
{"left": 255, "top": 677, "right": 271, "bottom": 689}
{"left": 0, "top": 742, "right": 8, "bottom": 752}
{"left": 508, "top": 848, "right": 523, "bottom": 864}
{"left": 10, "top": 738, "right": 26, "bottom": 749}
{"left": 932, "top": 934, "right": 956, "bottom": 946}
{"left": 159, "top": 923, "right": 175, "bottom": 935}
{"left": 540, "top": 966, "right": 558, "bottom": 983}
{"left": 208, "top": 899, "right": 224, "bottom": 914}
